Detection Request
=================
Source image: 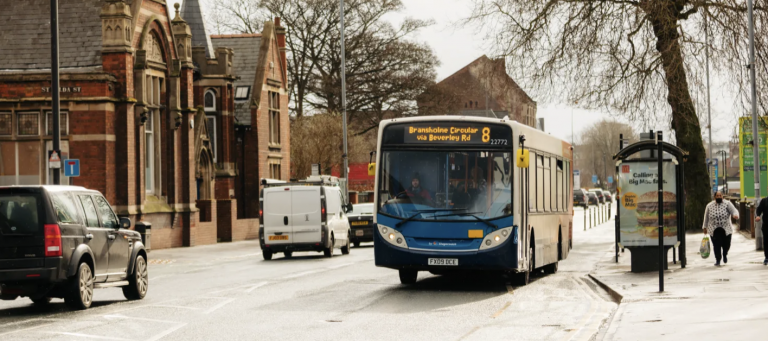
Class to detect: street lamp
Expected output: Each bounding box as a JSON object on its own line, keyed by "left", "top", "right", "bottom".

{"left": 718, "top": 149, "right": 727, "bottom": 193}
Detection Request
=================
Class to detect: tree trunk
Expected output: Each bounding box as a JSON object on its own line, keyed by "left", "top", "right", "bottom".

{"left": 648, "top": 3, "right": 710, "bottom": 231}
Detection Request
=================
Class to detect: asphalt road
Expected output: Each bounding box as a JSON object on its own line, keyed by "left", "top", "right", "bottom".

{"left": 0, "top": 204, "right": 618, "bottom": 341}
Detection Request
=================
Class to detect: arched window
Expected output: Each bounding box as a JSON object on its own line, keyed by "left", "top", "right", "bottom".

{"left": 204, "top": 90, "right": 216, "bottom": 111}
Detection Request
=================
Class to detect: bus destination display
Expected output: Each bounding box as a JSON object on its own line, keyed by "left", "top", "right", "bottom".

{"left": 402, "top": 123, "right": 510, "bottom": 145}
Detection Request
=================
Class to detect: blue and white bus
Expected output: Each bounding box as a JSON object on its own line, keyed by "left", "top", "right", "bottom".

{"left": 371, "top": 116, "right": 573, "bottom": 285}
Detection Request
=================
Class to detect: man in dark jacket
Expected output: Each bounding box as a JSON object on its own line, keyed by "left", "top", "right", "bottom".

{"left": 755, "top": 196, "right": 768, "bottom": 265}
{"left": 406, "top": 173, "right": 432, "bottom": 201}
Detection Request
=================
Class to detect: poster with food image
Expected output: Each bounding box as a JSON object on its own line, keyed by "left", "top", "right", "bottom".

{"left": 618, "top": 161, "right": 678, "bottom": 247}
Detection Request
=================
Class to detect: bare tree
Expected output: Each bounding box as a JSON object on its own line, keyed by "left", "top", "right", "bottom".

{"left": 467, "top": 0, "right": 768, "bottom": 230}
{"left": 575, "top": 120, "right": 639, "bottom": 191}
{"left": 290, "top": 114, "right": 376, "bottom": 179}
{"left": 210, "top": 0, "right": 439, "bottom": 130}
{"left": 209, "top": 0, "right": 265, "bottom": 35}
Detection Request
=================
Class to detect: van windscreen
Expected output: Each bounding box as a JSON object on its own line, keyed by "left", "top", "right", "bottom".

{"left": 0, "top": 195, "right": 41, "bottom": 235}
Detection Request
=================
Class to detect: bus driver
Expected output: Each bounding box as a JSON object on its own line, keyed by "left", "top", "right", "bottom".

{"left": 406, "top": 173, "right": 432, "bottom": 201}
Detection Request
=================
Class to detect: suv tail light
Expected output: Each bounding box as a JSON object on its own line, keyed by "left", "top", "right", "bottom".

{"left": 44, "top": 224, "right": 62, "bottom": 257}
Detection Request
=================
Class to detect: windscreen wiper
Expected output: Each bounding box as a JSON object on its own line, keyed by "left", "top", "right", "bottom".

{"left": 395, "top": 208, "right": 468, "bottom": 228}
{"left": 435, "top": 212, "right": 498, "bottom": 229}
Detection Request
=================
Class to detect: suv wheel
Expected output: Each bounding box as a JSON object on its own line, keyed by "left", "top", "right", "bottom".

{"left": 323, "top": 236, "right": 335, "bottom": 258}
{"left": 341, "top": 233, "right": 351, "bottom": 255}
{"left": 122, "top": 255, "right": 148, "bottom": 300}
{"left": 65, "top": 262, "right": 93, "bottom": 310}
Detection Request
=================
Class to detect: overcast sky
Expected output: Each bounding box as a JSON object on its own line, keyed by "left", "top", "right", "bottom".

{"left": 169, "top": 0, "right": 739, "bottom": 145}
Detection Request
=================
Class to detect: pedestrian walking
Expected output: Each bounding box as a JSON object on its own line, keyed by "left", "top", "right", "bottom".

{"left": 754, "top": 195, "right": 768, "bottom": 265}
{"left": 702, "top": 192, "right": 739, "bottom": 266}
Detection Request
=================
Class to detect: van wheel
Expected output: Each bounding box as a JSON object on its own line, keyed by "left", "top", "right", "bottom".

{"left": 123, "top": 255, "right": 148, "bottom": 300}
{"left": 399, "top": 269, "right": 418, "bottom": 284}
{"left": 65, "top": 262, "right": 93, "bottom": 310}
{"left": 284, "top": 251, "right": 293, "bottom": 258}
{"left": 324, "top": 236, "right": 335, "bottom": 258}
{"left": 354, "top": 241, "right": 360, "bottom": 248}
{"left": 262, "top": 250, "right": 273, "bottom": 260}
{"left": 341, "top": 234, "right": 351, "bottom": 255}
{"left": 543, "top": 261, "right": 558, "bottom": 274}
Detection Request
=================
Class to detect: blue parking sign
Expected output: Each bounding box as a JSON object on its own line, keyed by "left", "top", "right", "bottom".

{"left": 608, "top": 176, "right": 613, "bottom": 184}
{"left": 64, "top": 159, "right": 80, "bottom": 177}
{"left": 592, "top": 174, "right": 598, "bottom": 184}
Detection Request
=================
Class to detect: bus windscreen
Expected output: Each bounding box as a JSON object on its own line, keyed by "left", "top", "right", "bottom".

{"left": 377, "top": 150, "right": 512, "bottom": 221}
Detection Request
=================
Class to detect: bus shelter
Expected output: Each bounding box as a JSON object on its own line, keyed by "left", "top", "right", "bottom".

{"left": 613, "top": 137, "right": 687, "bottom": 272}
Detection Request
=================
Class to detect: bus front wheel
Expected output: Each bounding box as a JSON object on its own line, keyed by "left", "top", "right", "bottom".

{"left": 516, "top": 245, "right": 533, "bottom": 286}
{"left": 399, "top": 269, "right": 418, "bottom": 284}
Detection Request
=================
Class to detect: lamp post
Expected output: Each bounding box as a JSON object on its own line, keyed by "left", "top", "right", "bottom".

{"left": 339, "top": 0, "right": 349, "bottom": 203}
{"left": 50, "top": 0, "right": 61, "bottom": 185}
{"left": 748, "top": 0, "right": 762, "bottom": 250}
{"left": 719, "top": 150, "right": 727, "bottom": 193}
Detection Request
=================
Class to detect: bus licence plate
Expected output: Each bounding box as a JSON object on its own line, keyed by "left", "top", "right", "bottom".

{"left": 428, "top": 258, "right": 458, "bottom": 266}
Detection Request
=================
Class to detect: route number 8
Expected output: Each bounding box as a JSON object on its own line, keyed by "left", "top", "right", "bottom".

{"left": 482, "top": 127, "right": 490, "bottom": 143}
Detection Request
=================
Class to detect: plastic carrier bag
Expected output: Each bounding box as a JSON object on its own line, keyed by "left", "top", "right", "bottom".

{"left": 700, "top": 236, "right": 711, "bottom": 259}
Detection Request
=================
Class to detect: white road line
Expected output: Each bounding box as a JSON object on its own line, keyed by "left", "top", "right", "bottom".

{"left": 202, "top": 298, "right": 236, "bottom": 314}
{"left": 0, "top": 320, "right": 59, "bottom": 337}
{"left": 0, "top": 318, "right": 61, "bottom": 329}
{"left": 210, "top": 283, "right": 264, "bottom": 294}
{"left": 103, "top": 314, "right": 179, "bottom": 324}
{"left": 245, "top": 281, "right": 269, "bottom": 293}
{"left": 148, "top": 305, "right": 203, "bottom": 310}
{"left": 44, "top": 332, "right": 135, "bottom": 341}
{"left": 282, "top": 270, "right": 322, "bottom": 279}
{"left": 326, "top": 262, "right": 355, "bottom": 270}
{"left": 146, "top": 323, "right": 188, "bottom": 341}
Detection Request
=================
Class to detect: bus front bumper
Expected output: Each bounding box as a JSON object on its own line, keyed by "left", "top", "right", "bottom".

{"left": 373, "top": 232, "right": 520, "bottom": 272}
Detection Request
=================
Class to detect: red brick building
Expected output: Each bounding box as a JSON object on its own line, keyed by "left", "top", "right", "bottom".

{"left": 417, "top": 55, "right": 537, "bottom": 127}
{"left": 0, "top": 0, "right": 286, "bottom": 249}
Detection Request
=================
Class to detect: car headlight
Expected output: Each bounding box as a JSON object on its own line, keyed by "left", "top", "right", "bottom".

{"left": 479, "top": 226, "right": 514, "bottom": 250}
{"left": 378, "top": 225, "right": 408, "bottom": 249}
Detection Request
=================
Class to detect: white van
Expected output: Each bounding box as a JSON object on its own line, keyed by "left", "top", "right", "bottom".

{"left": 259, "top": 181, "right": 353, "bottom": 260}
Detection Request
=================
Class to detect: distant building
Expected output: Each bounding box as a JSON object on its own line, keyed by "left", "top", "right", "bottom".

{"left": 417, "top": 55, "right": 537, "bottom": 127}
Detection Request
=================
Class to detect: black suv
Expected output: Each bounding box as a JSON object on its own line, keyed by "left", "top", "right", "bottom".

{"left": 0, "top": 186, "right": 148, "bottom": 309}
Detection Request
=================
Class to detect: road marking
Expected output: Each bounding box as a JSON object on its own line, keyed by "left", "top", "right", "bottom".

{"left": 44, "top": 332, "right": 134, "bottom": 341}
{"left": 202, "top": 298, "right": 236, "bottom": 314}
{"left": 282, "top": 269, "right": 322, "bottom": 279}
{"left": 0, "top": 319, "right": 61, "bottom": 337}
{"left": 146, "top": 323, "right": 188, "bottom": 341}
{"left": 327, "top": 262, "right": 354, "bottom": 270}
{"left": 0, "top": 318, "right": 61, "bottom": 329}
{"left": 245, "top": 281, "right": 269, "bottom": 293}
{"left": 491, "top": 301, "right": 512, "bottom": 318}
{"left": 103, "top": 314, "right": 179, "bottom": 324}
{"left": 149, "top": 304, "right": 203, "bottom": 310}
{"left": 210, "top": 283, "right": 265, "bottom": 294}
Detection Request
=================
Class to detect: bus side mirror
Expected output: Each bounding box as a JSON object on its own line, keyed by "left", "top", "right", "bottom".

{"left": 368, "top": 163, "right": 376, "bottom": 176}
{"left": 516, "top": 149, "right": 530, "bottom": 168}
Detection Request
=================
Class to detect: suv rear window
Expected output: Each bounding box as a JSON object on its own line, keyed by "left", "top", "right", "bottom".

{"left": 0, "top": 195, "right": 40, "bottom": 235}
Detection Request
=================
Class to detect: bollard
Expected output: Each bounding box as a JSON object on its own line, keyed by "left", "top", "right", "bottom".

{"left": 584, "top": 206, "right": 587, "bottom": 231}
{"left": 589, "top": 207, "right": 592, "bottom": 228}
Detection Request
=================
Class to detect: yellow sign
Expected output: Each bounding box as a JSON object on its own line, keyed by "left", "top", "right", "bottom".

{"left": 468, "top": 230, "right": 484, "bottom": 238}
{"left": 516, "top": 149, "right": 530, "bottom": 168}
{"left": 368, "top": 163, "right": 376, "bottom": 176}
{"left": 351, "top": 221, "right": 369, "bottom": 226}
{"left": 268, "top": 235, "right": 289, "bottom": 241}
{"left": 622, "top": 192, "right": 638, "bottom": 210}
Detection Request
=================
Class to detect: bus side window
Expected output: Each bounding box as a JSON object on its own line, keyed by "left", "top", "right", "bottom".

{"left": 528, "top": 152, "right": 536, "bottom": 212}
{"left": 536, "top": 155, "right": 544, "bottom": 212}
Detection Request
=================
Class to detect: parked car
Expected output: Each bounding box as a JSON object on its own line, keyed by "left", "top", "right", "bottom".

{"left": 573, "top": 189, "right": 588, "bottom": 208}
{"left": 259, "top": 180, "right": 352, "bottom": 260}
{"left": 348, "top": 203, "right": 374, "bottom": 247}
{"left": 589, "top": 189, "right": 605, "bottom": 204}
{"left": 602, "top": 191, "right": 613, "bottom": 203}
{"left": 586, "top": 192, "right": 599, "bottom": 206}
{"left": 0, "top": 186, "right": 147, "bottom": 310}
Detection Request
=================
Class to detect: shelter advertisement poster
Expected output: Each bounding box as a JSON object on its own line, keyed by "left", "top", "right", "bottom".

{"left": 618, "top": 161, "right": 678, "bottom": 247}
{"left": 739, "top": 117, "right": 768, "bottom": 199}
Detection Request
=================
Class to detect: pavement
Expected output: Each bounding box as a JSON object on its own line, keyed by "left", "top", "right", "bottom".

{"left": 592, "top": 225, "right": 768, "bottom": 340}
{"left": 0, "top": 204, "right": 621, "bottom": 341}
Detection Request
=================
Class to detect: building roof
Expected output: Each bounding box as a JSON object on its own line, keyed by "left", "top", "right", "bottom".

{"left": 211, "top": 34, "right": 261, "bottom": 125}
{"left": 181, "top": 0, "right": 215, "bottom": 58}
{"left": 0, "top": 0, "right": 104, "bottom": 70}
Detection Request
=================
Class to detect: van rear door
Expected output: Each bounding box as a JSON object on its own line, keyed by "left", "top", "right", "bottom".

{"left": 290, "top": 187, "right": 321, "bottom": 244}
{"left": 0, "top": 189, "right": 45, "bottom": 270}
{"left": 263, "top": 187, "right": 292, "bottom": 245}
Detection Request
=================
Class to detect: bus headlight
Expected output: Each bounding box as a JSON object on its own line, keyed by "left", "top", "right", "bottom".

{"left": 378, "top": 225, "right": 408, "bottom": 249}
{"left": 479, "top": 226, "right": 514, "bottom": 250}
